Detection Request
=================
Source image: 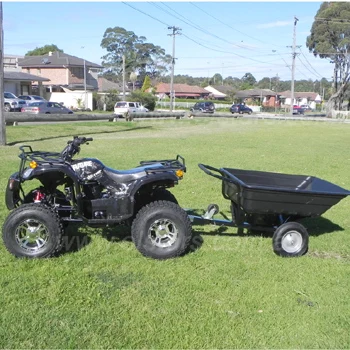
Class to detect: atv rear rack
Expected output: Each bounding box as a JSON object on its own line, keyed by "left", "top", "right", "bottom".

{"left": 139, "top": 155, "right": 186, "bottom": 173}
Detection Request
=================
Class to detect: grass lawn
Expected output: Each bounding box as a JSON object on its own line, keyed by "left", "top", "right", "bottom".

{"left": 1, "top": 118, "right": 350, "bottom": 349}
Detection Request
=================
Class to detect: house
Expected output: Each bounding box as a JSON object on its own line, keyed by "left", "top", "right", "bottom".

{"left": 204, "top": 85, "right": 227, "bottom": 100}
{"left": 4, "top": 54, "right": 50, "bottom": 96}
{"left": 279, "top": 91, "right": 322, "bottom": 109}
{"left": 98, "top": 77, "right": 131, "bottom": 94}
{"left": 153, "top": 83, "right": 210, "bottom": 99}
{"left": 235, "top": 89, "right": 279, "bottom": 107}
{"left": 18, "top": 51, "right": 103, "bottom": 110}
{"left": 18, "top": 51, "right": 103, "bottom": 92}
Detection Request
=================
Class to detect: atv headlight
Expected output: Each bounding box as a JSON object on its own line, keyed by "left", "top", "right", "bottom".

{"left": 22, "top": 168, "right": 33, "bottom": 179}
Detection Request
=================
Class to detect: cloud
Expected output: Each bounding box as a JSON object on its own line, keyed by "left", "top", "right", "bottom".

{"left": 257, "top": 21, "right": 292, "bottom": 29}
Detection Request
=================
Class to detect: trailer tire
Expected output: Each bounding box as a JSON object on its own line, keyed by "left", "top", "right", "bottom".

{"left": 2, "top": 204, "right": 63, "bottom": 258}
{"left": 131, "top": 200, "right": 192, "bottom": 259}
{"left": 272, "top": 222, "right": 308, "bottom": 257}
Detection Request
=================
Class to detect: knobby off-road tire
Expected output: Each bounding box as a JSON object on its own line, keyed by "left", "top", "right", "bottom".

{"left": 131, "top": 200, "right": 192, "bottom": 260}
{"left": 2, "top": 204, "right": 64, "bottom": 258}
{"left": 272, "top": 221, "right": 309, "bottom": 257}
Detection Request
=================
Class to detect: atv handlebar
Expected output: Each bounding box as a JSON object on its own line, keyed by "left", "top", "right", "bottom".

{"left": 60, "top": 136, "right": 93, "bottom": 161}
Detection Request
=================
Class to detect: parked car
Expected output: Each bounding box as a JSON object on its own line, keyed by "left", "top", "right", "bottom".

{"left": 4, "top": 92, "right": 27, "bottom": 112}
{"left": 190, "top": 101, "right": 215, "bottom": 114}
{"left": 300, "top": 104, "right": 313, "bottom": 112}
{"left": 18, "top": 95, "right": 47, "bottom": 104}
{"left": 21, "top": 101, "right": 74, "bottom": 114}
{"left": 230, "top": 104, "right": 253, "bottom": 115}
{"left": 114, "top": 101, "right": 149, "bottom": 116}
{"left": 293, "top": 105, "right": 305, "bottom": 115}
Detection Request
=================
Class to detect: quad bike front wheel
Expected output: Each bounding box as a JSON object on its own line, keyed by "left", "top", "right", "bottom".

{"left": 131, "top": 200, "right": 192, "bottom": 260}
{"left": 2, "top": 204, "right": 64, "bottom": 258}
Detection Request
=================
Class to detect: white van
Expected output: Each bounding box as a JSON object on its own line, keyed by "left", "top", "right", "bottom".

{"left": 114, "top": 101, "right": 149, "bottom": 115}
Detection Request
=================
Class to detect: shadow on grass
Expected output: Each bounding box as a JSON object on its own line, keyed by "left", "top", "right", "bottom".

{"left": 7, "top": 126, "right": 153, "bottom": 146}
{"left": 59, "top": 224, "right": 92, "bottom": 255}
{"left": 100, "top": 224, "right": 204, "bottom": 255}
{"left": 187, "top": 208, "right": 344, "bottom": 238}
{"left": 56, "top": 213, "right": 342, "bottom": 258}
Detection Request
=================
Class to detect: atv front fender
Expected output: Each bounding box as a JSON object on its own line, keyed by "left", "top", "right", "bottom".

{"left": 5, "top": 172, "right": 21, "bottom": 210}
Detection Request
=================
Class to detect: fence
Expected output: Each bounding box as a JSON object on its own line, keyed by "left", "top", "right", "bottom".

{"left": 331, "top": 110, "right": 350, "bottom": 119}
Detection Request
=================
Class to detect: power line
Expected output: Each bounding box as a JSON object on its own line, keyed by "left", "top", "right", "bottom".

{"left": 150, "top": 2, "right": 255, "bottom": 51}
{"left": 189, "top": 2, "right": 285, "bottom": 49}
{"left": 298, "top": 48, "right": 324, "bottom": 79}
{"left": 122, "top": 2, "right": 170, "bottom": 27}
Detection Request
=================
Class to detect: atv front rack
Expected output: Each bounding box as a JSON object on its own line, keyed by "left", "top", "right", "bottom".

{"left": 18, "top": 146, "right": 65, "bottom": 174}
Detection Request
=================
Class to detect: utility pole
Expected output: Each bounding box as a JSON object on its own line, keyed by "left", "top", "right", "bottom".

{"left": 0, "top": 2, "right": 5, "bottom": 146}
{"left": 289, "top": 16, "right": 300, "bottom": 116}
{"left": 83, "top": 58, "right": 87, "bottom": 108}
{"left": 168, "top": 26, "right": 181, "bottom": 112}
{"left": 81, "top": 46, "right": 87, "bottom": 109}
{"left": 122, "top": 54, "right": 126, "bottom": 100}
{"left": 275, "top": 73, "right": 279, "bottom": 113}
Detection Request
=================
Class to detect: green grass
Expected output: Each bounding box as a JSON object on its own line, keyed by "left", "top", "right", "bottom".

{"left": 1, "top": 119, "right": 350, "bottom": 349}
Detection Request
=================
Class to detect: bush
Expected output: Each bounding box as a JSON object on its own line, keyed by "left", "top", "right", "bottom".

{"left": 129, "top": 91, "right": 156, "bottom": 111}
{"left": 93, "top": 91, "right": 120, "bottom": 112}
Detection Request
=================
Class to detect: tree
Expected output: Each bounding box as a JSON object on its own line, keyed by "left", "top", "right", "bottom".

{"left": 100, "top": 27, "right": 171, "bottom": 81}
{"left": 141, "top": 76, "right": 152, "bottom": 92}
{"left": 129, "top": 90, "right": 156, "bottom": 111}
{"left": 240, "top": 72, "right": 256, "bottom": 90}
{"left": 256, "top": 77, "right": 272, "bottom": 90}
{"left": 25, "top": 45, "right": 63, "bottom": 56}
{"left": 212, "top": 73, "right": 223, "bottom": 85}
{"left": 307, "top": 2, "right": 350, "bottom": 114}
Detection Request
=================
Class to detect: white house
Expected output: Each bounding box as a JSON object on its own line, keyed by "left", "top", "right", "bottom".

{"left": 280, "top": 91, "right": 322, "bottom": 109}
{"left": 204, "top": 85, "right": 227, "bottom": 99}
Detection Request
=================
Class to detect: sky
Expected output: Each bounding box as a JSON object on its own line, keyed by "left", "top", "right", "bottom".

{"left": 3, "top": 1, "right": 334, "bottom": 83}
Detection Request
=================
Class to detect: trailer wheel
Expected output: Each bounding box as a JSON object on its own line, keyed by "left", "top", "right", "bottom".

{"left": 2, "top": 204, "right": 63, "bottom": 258}
{"left": 272, "top": 222, "right": 308, "bottom": 257}
{"left": 131, "top": 200, "right": 192, "bottom": 259}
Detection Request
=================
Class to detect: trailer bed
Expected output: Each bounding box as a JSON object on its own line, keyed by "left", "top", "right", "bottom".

{"left": 199, "top": 164, "right": 350, "bottom": 218}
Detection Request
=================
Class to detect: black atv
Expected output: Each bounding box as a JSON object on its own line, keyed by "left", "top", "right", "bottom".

{"left": 3, "top": 136, "right": 192, "bottom": 260}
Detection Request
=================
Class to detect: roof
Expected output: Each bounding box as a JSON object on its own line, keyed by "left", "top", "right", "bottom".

{"left": 18, "top": 51, "right": 103, "bottom": 69}
{"left": 210, "top": 85, "right": 236, "bottom": 94}
{"left": 155, "top": 83, "right": 209, "bottom": 95}
{"left": 235, "top": 89, "right": 276, "bottom": 98}
{"left": 4, "top": 71, "right": 50, "bottom": 82}
{"left": 204, "top": 85, "right": 227, "bottom": 97}
{"left": 279, "top": 90, "right": 321, "bottom": 101}
{"left": 98, "top": 77, "right": 130, "bottom": 92}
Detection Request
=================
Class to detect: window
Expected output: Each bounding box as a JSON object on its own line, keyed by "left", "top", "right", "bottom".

{"left": 4, "top": 92, "right": 17, "bottom": 98}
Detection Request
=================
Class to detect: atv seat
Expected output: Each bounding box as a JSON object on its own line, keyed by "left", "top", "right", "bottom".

{"left": 103, "top": 163, "right": 164, "bottom": 183}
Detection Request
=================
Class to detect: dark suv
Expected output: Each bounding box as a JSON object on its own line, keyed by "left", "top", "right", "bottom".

{"left": 190, "top": 101, "right": 215, "bottom": 113}
{"left": 230, "top": 104, "right": 253, "bottom": 115}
